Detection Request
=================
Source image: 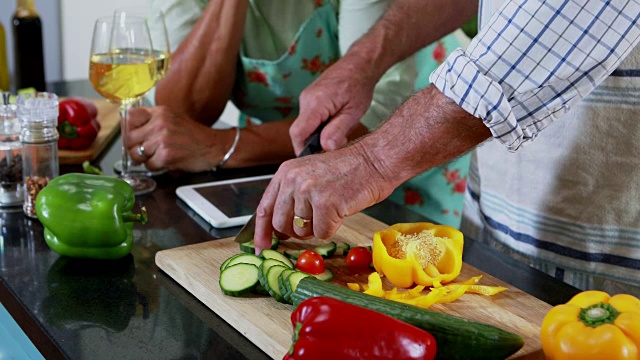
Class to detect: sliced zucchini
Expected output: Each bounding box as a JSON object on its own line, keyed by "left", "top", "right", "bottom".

{"left": 335, "top": 242, "right": 352, "bottom": 256}
{"left": 314, "top": 241, "right": 337, "bottom": 258}
{"left": 220, "top": 253, "right": 243, "bottom": 271}
{"left": 239, "top": 236, "right": 280, "bottom": 254}
{"left": 265, "top": 265, "right": 289, "bottom": 303}
{"left": 219, "top": 263, "right": 259, "bottom": 297}
{"left": 285, "top": 271, "right": 312, "bottom": 296}
{"left": 223, "top": 254, "right": 263, "bottom": 271}
{"left": 259, "top": 249, "right": 294, "bottom": 268}
{"left": 278, "top": 269, "right": 296, "bottom": 303}
{"left": 284, "top": 249, "right": 306, "bottom": 261}
{"left": 252, "top": 283, "right": 270, "bottom": 296}
{"left": 257, "top": 258, "right": 289, "bottom": 295}
{"left": 312, "top": 268, "right": 334, "bottom": 281}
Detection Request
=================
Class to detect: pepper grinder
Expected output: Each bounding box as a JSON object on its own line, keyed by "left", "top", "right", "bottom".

{"left": 17, "top": 92, "right": 59, "bottom": 218}
{"left": 0, "top": 92, "right": 23, "bottom": 207}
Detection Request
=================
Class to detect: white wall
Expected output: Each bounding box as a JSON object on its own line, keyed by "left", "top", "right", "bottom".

{"left": 60, "top": 0, "right": 147, "bottom": 81}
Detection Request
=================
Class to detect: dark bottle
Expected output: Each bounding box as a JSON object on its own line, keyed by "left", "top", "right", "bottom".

{"left": 12, "top": 0, "right": 46, "bottom": 92}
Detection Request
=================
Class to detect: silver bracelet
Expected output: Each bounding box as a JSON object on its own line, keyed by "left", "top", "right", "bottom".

{"left": 213, "top": 126, "right": 241, "bottom": 171}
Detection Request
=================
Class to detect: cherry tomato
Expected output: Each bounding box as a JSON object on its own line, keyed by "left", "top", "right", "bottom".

{"left": 346, "top": 247, "right": 373, "bottom": 268}
{"left": 296, "top": 250, "right": 325, "bottom": 275}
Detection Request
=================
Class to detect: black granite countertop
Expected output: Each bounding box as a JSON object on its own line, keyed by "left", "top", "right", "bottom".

{"left": 0, "top": 81, "right": 584, "bottom": 360}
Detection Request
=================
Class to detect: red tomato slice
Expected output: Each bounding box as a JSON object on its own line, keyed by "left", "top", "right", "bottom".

{"left": 296, "top": 250, "right": 325, "bottom": 275}
{"left": 346, "top": 247, "right": 373, "bottom": 268}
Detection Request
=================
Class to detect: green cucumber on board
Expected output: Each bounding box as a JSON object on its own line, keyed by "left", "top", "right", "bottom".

{"left": 259, "top": 249, "right": 294, "bottom": 268}
{"left": 221, "top": 254, "right": 263, "bottom": 271}
{"left": 258, "top": 259, "right": 290, "bottom": 302}
{"left": 239, "top": 236, "right": 279, "bottom": 254}
{"left": 334, "top": 242, "right": 352, "bottom": 256}
{"left": 264, "top": 265, "right": 289, "bottom": 303}
{"left": 219, "top": 263, "right": 260, "bottom": 297}
{"left": 278, "top": 269, "right": 297, "bottom": 303}
{"left": 291, "top": 278, "right": 524, "bottom": 360}
{"left": 284, "top": 249, "right": 306, "bottom": 260}
{"left": 220, "top": 253, "right": 243, "bottom": 271}
{"left": 285, "top": 271, "right": 312, "bottom": 297}
{"left": 312, "top": 268, "right": 334, "bottom": 281}
{"left": 313, "top": 241, "right": 337, "bottom": 258}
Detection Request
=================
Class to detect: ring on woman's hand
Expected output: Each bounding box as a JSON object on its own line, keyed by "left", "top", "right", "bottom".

{"left": 293, "top": 215, "right": 312, "bottom": 228}
{"left": 137, "top": 144, "right": 148, "bottom": 160}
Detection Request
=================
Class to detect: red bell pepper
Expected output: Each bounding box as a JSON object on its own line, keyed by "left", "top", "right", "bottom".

{"left": 286, "top": 296, "right": 437, "bottom": 360}
{"left": 57, "top": 98, "right": 101, "bottom": 150}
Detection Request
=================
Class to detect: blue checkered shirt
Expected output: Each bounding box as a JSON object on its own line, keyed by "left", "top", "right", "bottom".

{"left": 431, "top": 0, "right": 640, "bottom": 151}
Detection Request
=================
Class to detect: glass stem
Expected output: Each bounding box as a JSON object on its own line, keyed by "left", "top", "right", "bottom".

{"left": 119, "top": 104, "right": 132, "bottom": 180}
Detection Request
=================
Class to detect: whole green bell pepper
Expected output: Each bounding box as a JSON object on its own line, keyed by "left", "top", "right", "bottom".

{"left": 36, "top": 173, "right": 147, "bottom": 259}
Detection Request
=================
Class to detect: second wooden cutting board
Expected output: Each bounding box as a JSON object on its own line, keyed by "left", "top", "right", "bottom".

{"left": 156, "top": 213, "right": 550, "bottom": 359}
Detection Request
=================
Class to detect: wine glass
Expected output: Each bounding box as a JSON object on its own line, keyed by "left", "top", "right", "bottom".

{"left": 89, "top": 15, "right": 157, "bottom": 195}
{"left": 112, "top": 7, "right": 171, "bottom": 177}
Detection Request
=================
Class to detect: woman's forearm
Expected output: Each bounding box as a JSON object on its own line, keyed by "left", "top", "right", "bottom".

{"left": 223, "top": 119, "right": 297, "bottom": 168}
{"left": 155, "top": 0, "right": 248, "bottom": 125}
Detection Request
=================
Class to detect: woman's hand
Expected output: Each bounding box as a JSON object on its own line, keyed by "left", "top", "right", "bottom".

{"left": 126, "top": 106, "right": 233, "bottom": 172}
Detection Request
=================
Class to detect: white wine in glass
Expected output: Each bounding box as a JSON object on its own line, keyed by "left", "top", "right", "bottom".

{"left": 89, "top": 15, "right": 157, "bottom": 195}
{"left": 112, "top": 7, "right": 171, "bottom": 177}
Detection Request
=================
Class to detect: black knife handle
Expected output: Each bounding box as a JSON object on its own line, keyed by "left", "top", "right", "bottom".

{"left": 297, "top": 120, "right": 329, "bottom": 158}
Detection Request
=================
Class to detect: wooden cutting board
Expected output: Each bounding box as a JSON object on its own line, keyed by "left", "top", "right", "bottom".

{"left": 58, "top": 99, "right": 120, "bottom": 164}
{"left": 156, "top": 213, "right": 551, "bottom": 359}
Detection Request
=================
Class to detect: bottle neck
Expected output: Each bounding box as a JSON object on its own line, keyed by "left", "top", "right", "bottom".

{"left": 15, "top": 0, "right": 38, "bottom": 18}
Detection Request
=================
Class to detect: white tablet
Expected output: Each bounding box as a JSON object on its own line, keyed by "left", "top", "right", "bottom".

{"left": 176, "top": 174, "right": 274, "bottom": 229}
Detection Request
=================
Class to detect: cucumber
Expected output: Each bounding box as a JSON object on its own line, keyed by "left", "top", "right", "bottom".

{"left": 222, "top": 254, "right": 263, "bottom": 271}
{"left": 219, "top": 263, "right": 259, "bottom": 297}
{"left": 335, "top": 242, "right": 351, "bottom": 256}
{"left": 285, "top": 271, "right": 312, "bottom": 297}
{"left": 265, "top": 265, "right": 289, "bottom": 303}
{"left": 252, "top": 284, "right": 270, "bottom": 296}
{"left": 291, "top": 278, "right": 524, "bottom": 360}
{"left": 314, "top": 241, "right": 337, "bottom": 258}
{"left": 278, "top": 269, "right": 297, "bottom": 303}
{"left": 258, "top": 259, "right": 289, "bottom": 302}
{"left": 220, "top": 253, "right": 243, "bottom": 271}
{"left": 312, "top": 268, "right": 334, "bottom": 281}
{"left": 239, "top": 236, "right": 279, "bottom": 254}
{"left": 284, "top": 249, "right": 306, "bottom": 260}
{"left": 259, "top": 249, "right": 294, "bottom": 268}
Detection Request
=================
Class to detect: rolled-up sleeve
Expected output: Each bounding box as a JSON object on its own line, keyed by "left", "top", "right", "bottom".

{"left": 430, "top": 0, "right": 640, "bottom": 151}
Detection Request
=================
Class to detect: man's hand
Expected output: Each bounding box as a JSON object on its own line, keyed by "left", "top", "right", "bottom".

{"left": 253, "top": 142, "right": 394, "bottom": 253}
{"left": 290, "top": 57, "right": 378, "bottom": 155}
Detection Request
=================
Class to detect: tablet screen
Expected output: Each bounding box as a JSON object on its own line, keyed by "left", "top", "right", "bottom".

{"left": 194, "top": 178, "right": 271, "bottom": 218}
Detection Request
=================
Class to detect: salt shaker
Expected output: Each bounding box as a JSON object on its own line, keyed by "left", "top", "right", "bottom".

{"left": 17, "top": 92, "right": 59, "bottom": 218}
{"left": 0, "top": 92, "right": 23, "bottom": 207}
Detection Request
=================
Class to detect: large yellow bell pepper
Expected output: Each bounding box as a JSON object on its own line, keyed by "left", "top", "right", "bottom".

{"left": 541, "top": 290, "right": 640, "bottom": 360}
{"left": 372, "top": 222, "right": 464, "bottom": 288}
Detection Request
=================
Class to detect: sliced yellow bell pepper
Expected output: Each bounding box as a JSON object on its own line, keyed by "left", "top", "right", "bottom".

{"left": 373, "top": 223, "right": 464, "bottom": 288}
{"left": 540, "top": 290, "right": 640, "bottom": 360}
{"left": 362, "top": 272, "right": 385, "bottom": 297}
{"left": 347, "top": 283, "right": 360, "bottom": 291}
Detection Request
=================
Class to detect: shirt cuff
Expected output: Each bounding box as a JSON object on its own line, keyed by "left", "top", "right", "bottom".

{"left": 430, "top": 49, "right": 533, "bottom": 152}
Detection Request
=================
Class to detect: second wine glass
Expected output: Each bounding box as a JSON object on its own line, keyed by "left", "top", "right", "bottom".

{"left": 89, "top": 15, "right": 157, "bottom": 195}
{"left": 113, "top": 7, "right": 171, "bottom": 177}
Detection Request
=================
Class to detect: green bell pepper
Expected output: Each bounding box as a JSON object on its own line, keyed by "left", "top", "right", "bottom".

{"left": 36, "top": 173, "right": 147, "bottom": 259}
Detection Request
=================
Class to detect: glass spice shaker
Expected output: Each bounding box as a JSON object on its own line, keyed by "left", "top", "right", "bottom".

{"left": 17, "top": 92, "right": 59, "bottom": 218}
{"left": 0, "top": 92, "right": 23, "bottom": 207}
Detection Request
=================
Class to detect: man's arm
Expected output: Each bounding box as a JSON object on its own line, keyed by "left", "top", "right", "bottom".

{"left": 291, "top": 0, "right": 477, "bottom": 154}
{"left": 255, "top": 85, "right": 489, "bottom": 250}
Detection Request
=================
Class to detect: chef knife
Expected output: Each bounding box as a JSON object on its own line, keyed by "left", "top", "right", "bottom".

{"left": 234, "top": 121, "right": 328, "bottom": 243}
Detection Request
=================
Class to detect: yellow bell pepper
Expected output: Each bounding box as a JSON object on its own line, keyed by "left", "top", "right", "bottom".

{"left": 540, "top": 290, "right": 640, "bottom": 360}
{"left": 372, "top": 222, "right": 464, "bottom": 288}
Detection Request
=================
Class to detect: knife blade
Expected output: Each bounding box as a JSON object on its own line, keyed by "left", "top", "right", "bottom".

{"left": 234, "top": 121, "right": 329, "bottom": 243}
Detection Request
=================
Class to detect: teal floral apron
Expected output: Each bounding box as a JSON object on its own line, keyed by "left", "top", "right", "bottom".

{"left": 233, "top": 0, "right": 470, "bottom": 228}
{"left": 233, "top": 0, "right": 339, "bottom": 126}
{"left": 386, "top": 34, "right": 472, "bottom": 229}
